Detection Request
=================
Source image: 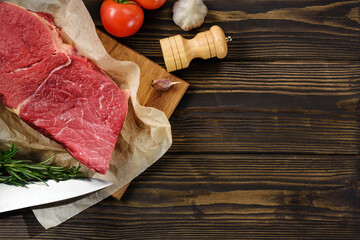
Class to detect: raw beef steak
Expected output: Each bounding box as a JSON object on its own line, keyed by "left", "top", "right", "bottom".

{"left": 0, "top": 2, "right": 129, "bottom": 174}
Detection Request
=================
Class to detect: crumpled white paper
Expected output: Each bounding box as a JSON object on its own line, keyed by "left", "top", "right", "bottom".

{"left": 0, "top": 0, "right": 172, "bottom": 229}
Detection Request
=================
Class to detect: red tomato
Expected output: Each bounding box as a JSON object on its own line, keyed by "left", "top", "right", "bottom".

{"left": 100, "top": 0, "right": 144, "bottom": 38}
{"left": 134, "top": 0, "right": 167, "bottom": 10}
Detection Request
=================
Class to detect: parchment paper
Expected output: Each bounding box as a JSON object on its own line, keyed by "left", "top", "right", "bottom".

{"left": 0, "top": 0, "right": 172, "bottom": 229}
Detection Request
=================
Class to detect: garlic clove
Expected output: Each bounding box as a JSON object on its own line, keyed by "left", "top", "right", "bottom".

{"left": 152, "top": 79, "right": 180, "bottom": 91}
{"left": 172, "top": 0, "right": 208, "bottom": 31}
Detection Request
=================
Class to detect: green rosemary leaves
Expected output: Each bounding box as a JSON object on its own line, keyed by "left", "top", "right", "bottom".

{"left": 0, "top": 144, "right": 86, "bottom": 186}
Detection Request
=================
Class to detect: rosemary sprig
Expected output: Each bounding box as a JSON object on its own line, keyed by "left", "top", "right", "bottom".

{"left": 0, "top": 144, "right": 86, "bottom": 186}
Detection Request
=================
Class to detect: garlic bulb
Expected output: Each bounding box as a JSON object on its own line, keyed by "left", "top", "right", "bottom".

{"left": 172, "top": 0, "right": 208, "bottom": 31}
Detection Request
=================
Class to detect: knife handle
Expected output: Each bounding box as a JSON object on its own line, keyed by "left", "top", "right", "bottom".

{"left": 159, "top": 25, "right": 231, "bottom": 72}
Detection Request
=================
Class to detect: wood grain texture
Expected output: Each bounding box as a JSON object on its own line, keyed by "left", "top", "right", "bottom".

{"left": 86, "top": 0, "right": 360, "bottom": 61}
{"left": 1, "top": 154, "right": 359, "bottom": 239}
{"left": 169, "top": 61, "right": 360, "bottom": 155}
{"left": 0, "top": 0, "right": 359, "bottom": 239}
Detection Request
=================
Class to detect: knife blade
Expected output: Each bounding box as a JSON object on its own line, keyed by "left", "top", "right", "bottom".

{"left": 0, "top": 178, "right": 112, "bottom": 213}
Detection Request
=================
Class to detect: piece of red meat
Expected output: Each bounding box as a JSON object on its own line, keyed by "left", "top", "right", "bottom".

{"left": 0, "top": 2, "right": 129, "bottom": 174}
{"left": 0, "top": 53, "right": 70, "bottom": 109}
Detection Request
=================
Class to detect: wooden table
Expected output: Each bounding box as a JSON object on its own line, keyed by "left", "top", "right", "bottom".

{"left": 1, "top": 0, "right": 359, "bottom": 239}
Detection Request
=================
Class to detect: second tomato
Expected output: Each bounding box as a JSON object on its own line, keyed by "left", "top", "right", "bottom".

{"left": 100, "top": 0, "right": 144, "bottom": 38}
{"left": 135, "top": 0, "right": 167, "bottom": 10}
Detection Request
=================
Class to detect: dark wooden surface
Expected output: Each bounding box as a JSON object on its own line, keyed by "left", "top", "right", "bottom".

{"left": 1, "top": 0, "right": 360, "bottom": 239}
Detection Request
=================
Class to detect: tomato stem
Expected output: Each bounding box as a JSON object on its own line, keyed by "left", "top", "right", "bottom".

{"left": 113, "top": 0, "right": 135, "bottom": 4}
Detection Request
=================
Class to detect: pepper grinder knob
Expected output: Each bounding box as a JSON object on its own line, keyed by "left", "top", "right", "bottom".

{"left": 160, "top": 25, "right": 229, "bottom": 72}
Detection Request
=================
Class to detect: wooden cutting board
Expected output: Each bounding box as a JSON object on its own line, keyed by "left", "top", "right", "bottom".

{"left": 96, "top": 29, "right": 189, "bottom": 200}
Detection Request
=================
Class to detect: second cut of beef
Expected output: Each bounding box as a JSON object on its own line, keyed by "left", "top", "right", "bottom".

{"left": 0, "top": 2, "right": 129, "bottom": 174}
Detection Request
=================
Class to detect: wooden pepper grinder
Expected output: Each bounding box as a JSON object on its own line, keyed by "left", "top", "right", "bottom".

{"left": 160, "top": 25, "right": 232, "bottom": 72}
